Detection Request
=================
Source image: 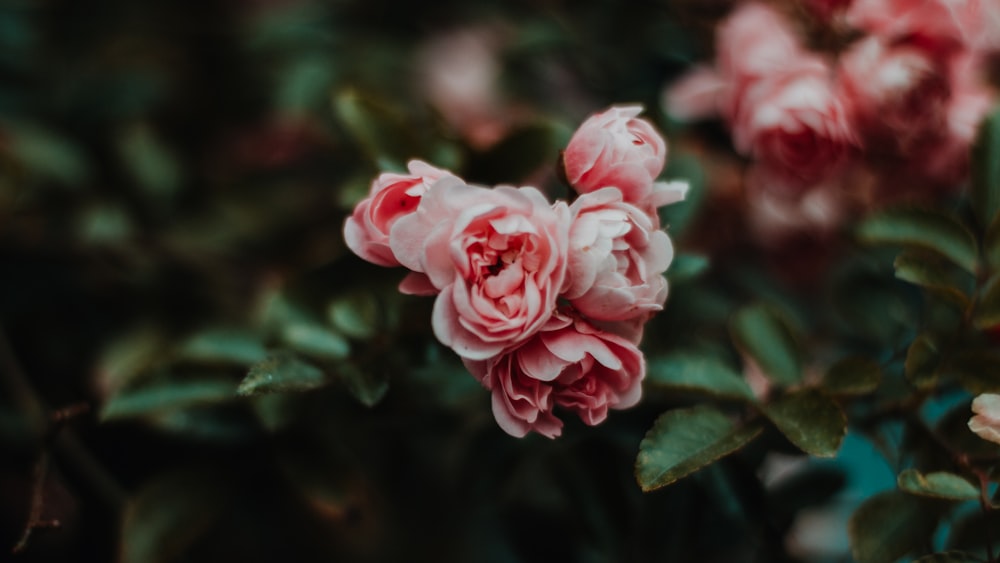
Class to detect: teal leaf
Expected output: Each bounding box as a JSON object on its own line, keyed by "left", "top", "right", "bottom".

{"left": 763, "top": 389, "right": 846, "bottom": 457}
{"left": 101, "top": 379, "right": 237, "bottom": 421}
{"left": 897, "top": 469, "right": 979, "bottom": 501}
{"left": 666, "top": 253, "right": 710, "bottom": 285}
{"left": 849, "top": 490, "right": 945, "bottom": 563}
{"left": 635, "top": 405, "right": 762, "bottom": 491}
{"left": 821, "top": 356, "right": 881, "bottom": 396}
{"left": 327, "top": 291, "right": 380, "bottom": 340}
{"left": 857, "top": 208, "right": 978, "bottom": 274}
{"left": 238, "top": 351, "right": 327, "bottom": 396}
{"left": 177, "top": 328, "right": 268, "bottom": 366}
{"left": 280, "top": 322, "right": 350, "bottom": 361}
{"left": 645, "top": 353, "right": 754, "bottom": 401}
{"left": 729, "top": 303, "right": 801, "bottom": 385}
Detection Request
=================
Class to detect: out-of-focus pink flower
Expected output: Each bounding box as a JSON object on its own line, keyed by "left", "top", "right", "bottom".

{"left": 716, "top": 3, "right": 815, "bottom": 118}
{"left": 664, "top": 66, "right": 727, "bottom": 122}
{"left": 565, "top": 187, "right": 674, "bottom": 321}
{"left": 416, "top": 27, "right": 510, "bottom": 149}
{"left": 845, "top": 0, "right": 967, "bottom": 54}
{"left": 390, "top": 177, "right": 570, "bottom": 360}
{"left": 343, "top": 160, "right": 455, "bottom": 267}
{"left": 838, "top": 36, "right": 952, "bottom": 154}
{"left": 465, "top": 314, "right": 645, "bottom": 438}
{"left": 734, "top": 60, "right": 857, "bottom": 194}
{"left": 562, "top": 105, "right": 667, "bottom": 203}
{"left": 805, "top": 0, "right": 855, "bottom": 23}
{"left": 969, "top": 393, "right": 1000, "bottom": 444}
{"left": 910, "top": 53, "right": 995, "bottom": 186}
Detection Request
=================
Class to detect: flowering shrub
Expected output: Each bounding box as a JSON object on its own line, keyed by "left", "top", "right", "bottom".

{"left": 6, "top": 1, "right": 1000, "bottom": 562}
{"left": 343, "top": 105, "right": 685, "bottom": 437}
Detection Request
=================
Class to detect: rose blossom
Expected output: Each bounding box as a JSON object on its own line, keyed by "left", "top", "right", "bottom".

{"left": 838, "top": 35, "right": 952, "bottom": 155}
{"left": 564, "top": 187, "right": 674, "bottom": 322}
{"left": 465, "top": 314, "right": 645, "bottom": 438}
{"left": 733, "top": 58, "right": 856, "bottom": 193}
{"left": 562, "top": 105, "right": 667, "bottom": 204}
{"left": 845, "top": 0, "right": 967, "bottom": 54}
{"left": 969, "top": 393, "right": 1000, "bottom": 444}
{"left": 390, "top": 176, "right": 569, "bottom": 360}
{"left": 343, "top": 160, "right": 454, "bottom": 267}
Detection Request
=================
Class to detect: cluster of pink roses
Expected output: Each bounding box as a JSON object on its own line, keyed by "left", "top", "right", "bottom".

{"left": 344, "top": 105, "right": 686, "bottom": 438}
{"left": 668, "top": 0, "right": 998, "bottom": 197}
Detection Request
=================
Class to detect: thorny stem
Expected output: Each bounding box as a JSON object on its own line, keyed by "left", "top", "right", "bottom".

{"left": 0, "top": 327, "right": 126, "bottom": 555}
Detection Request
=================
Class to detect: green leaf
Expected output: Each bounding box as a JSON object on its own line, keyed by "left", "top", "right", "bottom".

{"left": 857, "top": 208, "right": 978, "bottom": 274}
{"left": 177, "top": 328, "right": 268, "bottom": 366}
{"left": 974, "top": 273, "right": 1000, "bottom": 330}
{"left": 121, "top": 467, "right": 233, "bottom": 563}
{"left": 915, "top": 552, "right": 985, "bottom": 563}
{"left": 117, "top": 123, "right": 181, "bottom": 200}
{"left": 821, "top": 356, "right": 881, "bottom": 396}
{"left": 337, "top": 362, "right": 388, "bottom": 408}
{"left": 906, "top": 334, "right": 941, "bottom": 390}
{"left": 238, "top": 351, "right": 327, "bottom": 396}
{"left": 101, "top": 379, "right": 237, "bottom": 421}
{"left": 280, "top": 322, "right": 350, "bottom": 361}
{"left": 729, "top": 303, "right": 801, "bottom": 386}
{"left": 898, "top": 469, "right": 980, "bottom": 501}
{"left": 328, "top": 291, "right": 379, "bottom": 340}
{"left": 894, "top": 250, "right": 973, "bottom": 308}
{"left": 849, "top": 490, "right": 945, "bottom": 563}
{"left": 971, "top": 105, "right": 1000, "bottom": 231}
{"left": 5, "top": 121, "right": 91, "bottom": 187}
{"left": 666, "top": 254, "right": 709, "bottom": 284}
{"left": 645, "top": 353, "right": 755, "bottom": 401}
{"left": 635, "top": 405, "right": 763, "bottom": 492}
{"left": 333, "top": 88, "right": 411, "bottom": 167}
{"left": 763, "top": 389, "right": 846, "bottom": 457}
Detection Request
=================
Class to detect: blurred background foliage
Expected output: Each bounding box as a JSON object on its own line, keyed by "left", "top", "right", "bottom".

{"left": 2, "top": 0, "right": 998, "bottom": 561}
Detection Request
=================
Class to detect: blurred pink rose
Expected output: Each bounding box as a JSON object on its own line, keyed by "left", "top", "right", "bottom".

{"left": 390, "top": 177, "right": 570, "bottom": 360}
{"left": 734, "top": 60, "right": 856, "bottom": 193}
{"left": 909, "top": 54, "right": 995, "bottom": 186}
{"left": 344, "top": 160, "right": 454, "bottom": 267}
{"left": 562, "top": 105, "right": 667, "bottom": 203}
{"left": 969, "top": 393, "right": 1000, "bottom": 444}
{"left": 845, "top": 0, "right": 967, "bottom": 54}
{"left": 716, "top": 3, "right": 814, "bottom": 119}
{"left": 465, "top": 314, "right": 645, "bottom": 438}
{"left": 838, "top": 36, "right": 951, "bottom": 154}
{"left": 565, "top": 187, "right": 674, "bottom": 321}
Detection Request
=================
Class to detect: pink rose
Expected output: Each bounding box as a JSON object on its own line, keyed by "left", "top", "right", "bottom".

{"left": 838, "top": 36, "right": 951, "bottom": 155}
{"left": 390, "top": 177, "right": 570, "bottom": 360}
{"left": 562, "top": 105, "right": 667, "bottom": 203}
{"left": 733, "top": 59, "right": 857, "bottom": 193}
{"left": 465, "top": 315, "right": 645, "bottom": 438}
{"left": 343, "top": 160, "right": 454, "bottom": 267}
{"left": 716, "top": 3, "right": 814, "bottom": 119}
{"left": 565, "top": 187, "right": 674, "bottom": 321}
{"left": 969, "top": 393, "right": 1000, "bottom": 444}
{"left": 845, "top": 0, "right": 967, "bottom": 54}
